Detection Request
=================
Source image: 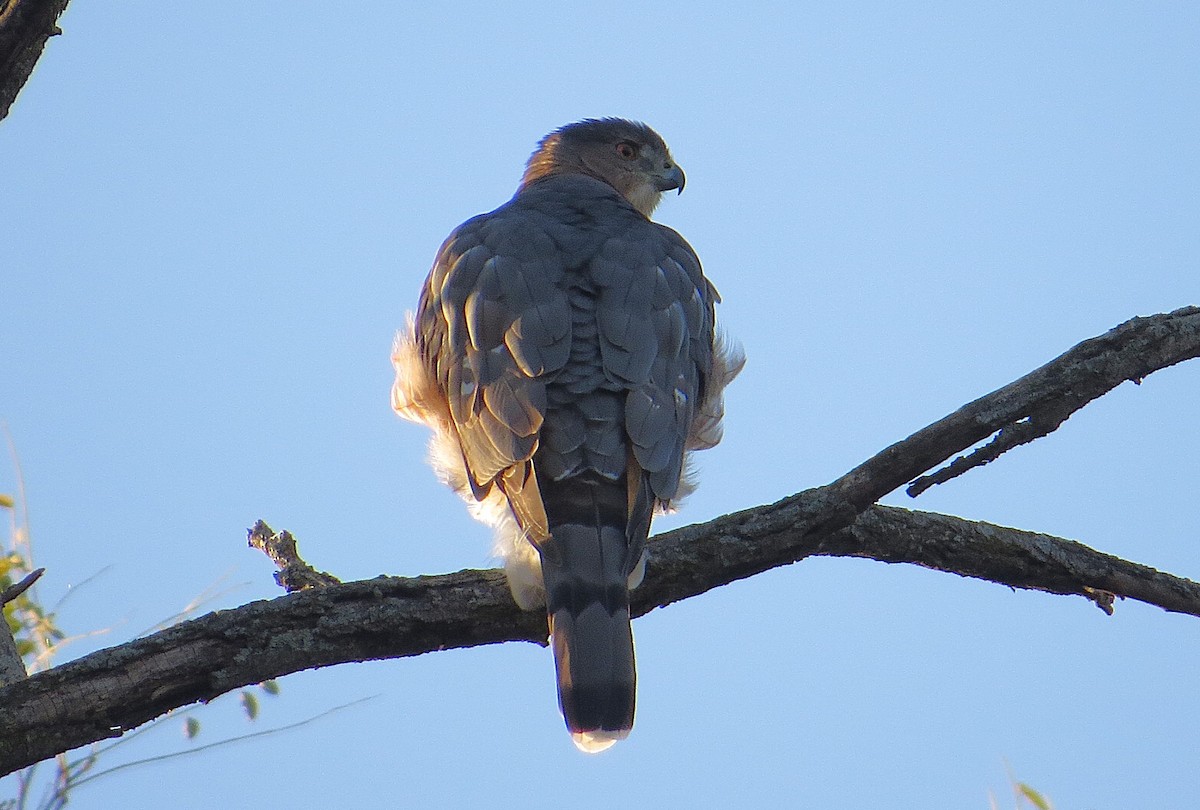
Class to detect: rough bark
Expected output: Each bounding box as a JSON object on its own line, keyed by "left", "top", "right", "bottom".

{"left": 0, "top": 570, "right": 43, "bottom": 687}
{"left": 0, "top": 306, "right": 1196, "bottom": 775}
{"left": 0, "top": 0, "right": 69, "bottom": 121}
{"left": 906, "top": 307, "right": 1200, "bottom": 495}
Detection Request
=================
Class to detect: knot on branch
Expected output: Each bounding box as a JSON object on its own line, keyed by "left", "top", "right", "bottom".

{"left": 248, "top": 521, "right": 340, "bottom": 592}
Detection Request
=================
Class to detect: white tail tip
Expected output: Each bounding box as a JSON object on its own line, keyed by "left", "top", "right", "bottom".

{"left": 571, "top": 728, "right": 629, "bottom": 754}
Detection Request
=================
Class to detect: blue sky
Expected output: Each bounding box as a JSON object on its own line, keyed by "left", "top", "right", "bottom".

{"left": 2, "top": 2, "right": 1197, "bottom": 807}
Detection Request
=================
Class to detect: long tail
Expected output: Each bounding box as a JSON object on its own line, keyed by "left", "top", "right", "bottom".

{"left": 538, "top": 475, "right": 637, "bottom": 753}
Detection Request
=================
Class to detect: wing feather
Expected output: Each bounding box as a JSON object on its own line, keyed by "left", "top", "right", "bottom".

{"left": 413, "top": 207, "right": 574, "bottom": 540}
{"left": 406, "top": 177, "right": 735, "bottom": 544}
{"left": 589, "top": 221, "right": 719, "bottom": 505}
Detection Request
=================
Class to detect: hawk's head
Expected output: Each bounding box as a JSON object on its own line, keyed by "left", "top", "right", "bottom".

{"left": 521, "top": 118, "right": 686, "bottom": 217}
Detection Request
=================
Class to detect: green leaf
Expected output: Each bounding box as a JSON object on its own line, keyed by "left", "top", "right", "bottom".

{"left": 185, "top": 716, "right": 201, "bottom": 739}
{"left": 0, "top": 493, "right": 14, "bottom": 509}
{"left": 1017, "top": 782, "right": 1052, "bottom": 810}
{"left": 241, "top": 690, "right": 259, "bottom": 721}
{"left": 260, "top": 679, "right": 281, "bottom": 696}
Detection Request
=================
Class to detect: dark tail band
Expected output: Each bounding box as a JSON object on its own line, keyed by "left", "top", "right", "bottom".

{"left": 538, "top": 477, "right": 638, "bottom": 752}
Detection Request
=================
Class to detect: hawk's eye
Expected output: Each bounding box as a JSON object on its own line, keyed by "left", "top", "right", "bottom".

{"left": 615, "top": 141, "right": 638, "bottom": 160}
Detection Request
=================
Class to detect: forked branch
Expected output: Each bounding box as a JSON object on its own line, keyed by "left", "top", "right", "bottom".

{"left": 0, "top": 307, "right": 1196, "bottom": 776}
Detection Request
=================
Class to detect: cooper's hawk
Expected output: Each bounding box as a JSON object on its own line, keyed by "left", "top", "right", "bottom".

{"left": 392, "top": 118, "right": 740, "bottom": 752}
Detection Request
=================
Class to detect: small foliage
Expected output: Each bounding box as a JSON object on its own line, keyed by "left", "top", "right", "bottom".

{"left": 241, "top": 691, "right": 259, "bottom": 721}
{"left": 1016, "top": 782, "right": 1052, "bottom": 810}
{"left": 2, "top": 457, "right": 281, "bottom": 808}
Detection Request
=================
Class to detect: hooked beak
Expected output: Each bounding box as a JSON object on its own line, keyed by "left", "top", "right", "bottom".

{"left": 654, "top": 164, "right": 686, "bottom": 194}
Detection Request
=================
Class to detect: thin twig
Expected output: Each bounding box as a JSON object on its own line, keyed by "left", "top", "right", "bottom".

{"left": 66, "top": 696, "right": 375, "bottom": 791}
{"left": 0, "top": 570, "right": 43, "bottom": 687}
{"left": 136, "top": 569, "right": 248, "bottom": 637}
{"left": 48, "top": 565, "right": 112, "bottom": 615}
{"left": 906, "top": 307, "right": 1200, "bottom": 496}
{"left": 0, "top": 569, "right": 44, "bottom": 606}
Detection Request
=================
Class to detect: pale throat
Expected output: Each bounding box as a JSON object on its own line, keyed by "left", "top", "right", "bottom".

{"left": 625, "top": 181, "right": 663, "bottom": 217}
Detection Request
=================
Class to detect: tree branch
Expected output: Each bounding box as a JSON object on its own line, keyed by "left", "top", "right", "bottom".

{"left": 0, "top": 0, "right": 70, "bottom": 122}
{"left": 3, "top": 504, "right": 1199, "bottom": 776}
{"left": 0, "top": 307, "right": 1195, "bottom": 774}
{"left": 0, "top": 569, "right": 44, "bottom": 686}
{"left": 905, "top": 306, "right": 1200, "bottom": 496}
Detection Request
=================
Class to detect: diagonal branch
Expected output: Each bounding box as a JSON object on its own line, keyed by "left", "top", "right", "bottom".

{"left": 0, "top": 307, "right": 1196, "bottom": 775}
{"left": 0, "top": 0, "right": 70, "bottom": 122}
{"left": 905, "top": 306, "right": 1200, "bottom": 496}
